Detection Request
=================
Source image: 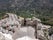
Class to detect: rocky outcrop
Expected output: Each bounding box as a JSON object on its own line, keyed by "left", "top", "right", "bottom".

{"left": 0, "top": 13, "right": 52, "bottom": 40}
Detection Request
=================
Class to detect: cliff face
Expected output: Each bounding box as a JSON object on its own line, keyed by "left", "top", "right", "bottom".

{"left": 0, "top": 0, "right": 53, "bottom": 10}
